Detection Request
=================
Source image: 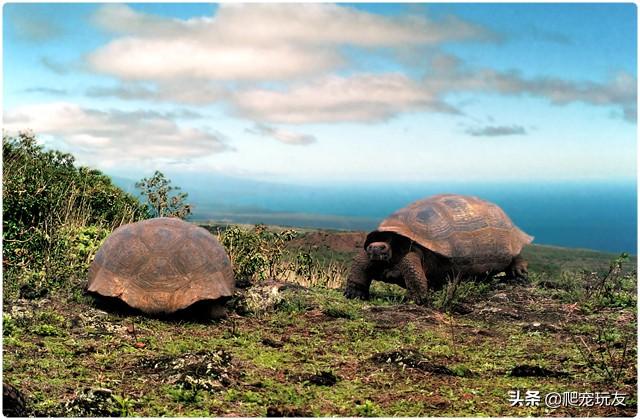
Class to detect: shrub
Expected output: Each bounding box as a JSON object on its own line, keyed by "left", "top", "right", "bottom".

{"left": 280, "top": 252, "right": 349, "bottom": 289}
{"left": 570, "top": 322, "right": 635, "bottom": 385}
{"left": 135, "top": 170, "right": 191, "bottom": 219}
{"left": 566, "top": 254, "right": 637, "bottom": 385}
{"left": 585, "top": 253, "right": 635, "bottom": 309}
{"left": 217, "top": 224, "right": 297, "bottom": 282}
{"left": 431, "top": 274, "right": 491, "bottom": 312}
{"left": 294, "top": 251, "right": 314, "bottom": 282}
{"left": 2, "top": 131, "right": 149, "bottom": 299}
{"left": 52, "top": 225, "right": 111, "bottom": 276}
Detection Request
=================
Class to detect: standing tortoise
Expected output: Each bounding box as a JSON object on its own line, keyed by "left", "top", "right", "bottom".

{"left": 344, "top": 194, "right": 533, "bottom": 304}
{"left": 87, "top": 217, "right": 234, "bottom": 318}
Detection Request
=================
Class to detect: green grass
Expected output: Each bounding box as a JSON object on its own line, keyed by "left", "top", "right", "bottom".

{"left": 522, "top": 244, "right": 636, "bottom": 276}
{"left": 3, "top": 233, "right": 637, "bottom": 417}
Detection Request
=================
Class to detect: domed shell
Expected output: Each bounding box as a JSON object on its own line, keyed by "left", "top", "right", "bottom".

{"left": 367, "top": 194, "right": 533, "bottom": 272}
{"left": 87, "top": 217, "right": 234, "bottom": 314}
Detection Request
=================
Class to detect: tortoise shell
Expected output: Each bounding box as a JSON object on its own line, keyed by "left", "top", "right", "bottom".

{"left": 87, "top": 217, "right": 234, "bottom": 314}
{"left": 366, "top": 194, "right": 533, "bottom": 273}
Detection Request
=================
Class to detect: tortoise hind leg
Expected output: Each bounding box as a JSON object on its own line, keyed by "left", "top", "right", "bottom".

{"left": 345, "top": 251, "right": 374, "bottom": 300}
{"left": 397, "top": 250, "right": 429, "bottom": 305}
{"left": 506, "top": 254, "right": 528, "bottom": 282}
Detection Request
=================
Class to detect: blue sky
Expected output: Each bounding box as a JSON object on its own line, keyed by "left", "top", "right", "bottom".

{"left": 3, "top": 3, "right": 637, "bottom": 184}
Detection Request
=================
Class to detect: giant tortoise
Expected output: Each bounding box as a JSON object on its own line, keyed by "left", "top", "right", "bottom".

{"left": 87, "top": 217, "right": 234, "bottom": 318}
{"left": 344, "top": 194, "right": 533, "bottom": 304}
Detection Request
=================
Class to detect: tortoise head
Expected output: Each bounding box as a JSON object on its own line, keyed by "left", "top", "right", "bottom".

{"left": 365, "top": 231, "right": 414, "bottom": 262}
{"left": 365, "top": 231, "right": 398, "bottom": 262}
{"left": 366, "top": 241, "right": 392, "bottom": 261}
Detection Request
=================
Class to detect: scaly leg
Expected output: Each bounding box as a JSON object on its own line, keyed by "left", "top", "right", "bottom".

{"left": 344, "top": 251, "right": 374, "bottom": 300}
{"left": 398, "top": 250, "right": 429, "bottom": 305}
{"left": 506, "top": 254, "right": 528, "bottom": 281}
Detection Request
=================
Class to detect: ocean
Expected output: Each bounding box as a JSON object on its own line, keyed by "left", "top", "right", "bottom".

{"left": 184, "top": 178, "right": 637, "bottom": 254}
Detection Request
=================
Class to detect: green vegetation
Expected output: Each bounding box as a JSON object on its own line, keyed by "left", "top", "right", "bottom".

{"left": 431, "top": 273, "right": 491, "bottom": 313}
{"left": 521, "top": 244, "right": 631, "bottom": 276}
{"left": 4, "top": 264, "right": 636, "bottom": 416}
{"left": 136, "top": 170, "right": 191, "bottom": 219}
{"left": 216, "top": 224, "right": 297, "bottom": 282}
{"left": 286, "top": 251, "right": 351, "bottom": 289}
{"left": 3, "top": 132, "right": 148, "bottom": 300}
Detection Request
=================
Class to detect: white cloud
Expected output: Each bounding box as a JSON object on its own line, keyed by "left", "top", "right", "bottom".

{"left": 3, "top": 102, "right": 230, "bottom": 168}
{"left": 247, "top": 123, "right": 316, "bottom": 145}
{"left": 87, "top": 4, "right": 492, "bottom": 82}
{"left": 232, "top": 73, "right": 454, "bottom": 124}
{"left": 424, "top": 56, "right": 637, "bottom": 123}
{"left": 83, "top": 5, "right": 635, "bottom": 126}
{"left": 230, "top": 63, "right": 636, "bottom": 125}
{"left": 89, "top": 38, "right": 343, "bottom": 82}
{"left": 209, "top": 4, "right": 491, "bottom": 47}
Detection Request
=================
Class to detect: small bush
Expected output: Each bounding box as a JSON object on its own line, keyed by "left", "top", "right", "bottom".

{"left": 136, "top": 170, "right": 191, "bottom": 219}
{"left": 585, "top": 253, "right": 636, "bottom": 309}
{"left": 6, "top": 226, "right": 111, "bottom": 300}
{"left": 571, "top": 322, "right": 635, "bottom": 385}
{"left": 368, "top": 282, "right": 406, "bottom": 305}
{"left": 12, "top": 269, "right": 49, "bottom": 300}
{"left": 49, "top": 225, "right": 110, "bottom": 283}
{"left": 566, "top": 253, "right": 637, "bottom": 385}
{"left": 431, "top": 274, "right": 491, "bottom": 312}
{"left": 294, "top": 251, "right": 314, "bottom": 282}
{"left": 450, "top": 364, "right": 473, "bottom": 377}
{"left": 536, "top": 253, "right": 636, "bottom": 308}
{"left": 217, "top": 224, "right": 297, "bottom": 282}
{"left": 111, "top": 394, "right": 135, "bottom": 417}
{"left": 282, "top": 254, "right": 349, "bottom": 289}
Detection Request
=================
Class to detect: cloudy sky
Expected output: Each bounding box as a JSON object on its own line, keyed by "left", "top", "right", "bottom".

{"left": 3, "top": 3, "right": 637, "bottom": 184}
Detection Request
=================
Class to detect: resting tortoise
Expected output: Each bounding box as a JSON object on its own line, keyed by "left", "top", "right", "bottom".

{"left": 87, "top": 217, "right": 234, "bottom": 318}
{"left": 344, "top": 194, "right": 533, "bottom": 304}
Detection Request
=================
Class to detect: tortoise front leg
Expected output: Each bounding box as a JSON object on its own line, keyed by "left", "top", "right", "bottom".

{"left": 345, "top": 251, "right": 373, "bottom": 300}
{"left": 397, "top": 250, "right": 429, "bottom": 305}
{"left": 506, "top": 254, "right": 528, "bottom": 282}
